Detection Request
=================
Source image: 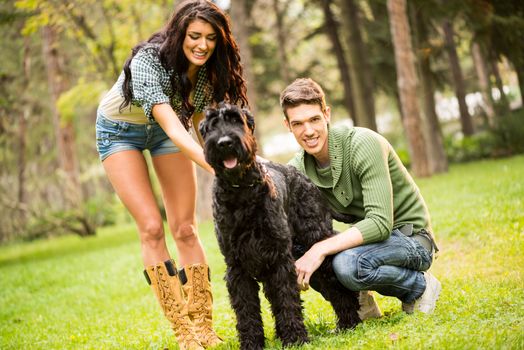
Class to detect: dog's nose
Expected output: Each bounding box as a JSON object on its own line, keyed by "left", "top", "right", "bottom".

{"left": 217, "top": 136, "right": 233, "bottom": 149}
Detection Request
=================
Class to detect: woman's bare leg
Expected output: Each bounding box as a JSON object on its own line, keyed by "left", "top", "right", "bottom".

{"left": 152, "top": 152, "right": 206, "bottom": 266}
{"left": 102, "top": 150, "right": 169, "bottom": 266}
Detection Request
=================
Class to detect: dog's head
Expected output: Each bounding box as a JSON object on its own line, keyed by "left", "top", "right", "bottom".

{"left": 199, "top": 102, "right": 257, "bottom": 176}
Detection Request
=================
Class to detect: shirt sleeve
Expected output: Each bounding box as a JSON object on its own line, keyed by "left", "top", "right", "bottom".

{"left": 351, "top": 130, "right": 394, "bottom": 244}
{"left": 130, "top": 48, "right": 170, "bottom": 120}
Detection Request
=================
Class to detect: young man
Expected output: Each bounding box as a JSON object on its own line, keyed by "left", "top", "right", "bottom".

{"left": 280, "top": 78, "right": 441, "bottom": 318}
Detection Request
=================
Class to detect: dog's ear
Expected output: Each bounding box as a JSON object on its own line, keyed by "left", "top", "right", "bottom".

{"left": 199, "top": 107, "right": 216, "bottom": 139}
{"left": 242, "top": 108, "right": 255, "bottom": 134}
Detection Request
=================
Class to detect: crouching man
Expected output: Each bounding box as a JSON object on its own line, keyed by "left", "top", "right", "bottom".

{"left": 280, "top": 78, "right": 441, "bottom": 318}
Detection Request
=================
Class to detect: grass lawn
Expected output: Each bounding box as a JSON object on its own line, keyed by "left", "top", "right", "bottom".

{"left": 1, "top": 155, "right": 523, "bottom": 349}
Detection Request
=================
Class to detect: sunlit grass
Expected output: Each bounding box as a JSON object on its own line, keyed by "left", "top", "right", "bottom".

{"left": 1, "top": 155, "right": 523, "bottom": 349}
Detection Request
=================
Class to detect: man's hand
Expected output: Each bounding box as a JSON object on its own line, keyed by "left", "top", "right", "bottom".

{"left": 295, "top": 243, "right": 326, "bottom": 291}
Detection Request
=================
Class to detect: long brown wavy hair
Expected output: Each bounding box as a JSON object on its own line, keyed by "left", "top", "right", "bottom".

{"left": 120, "top": 0, "right": 248, "bottom": 126}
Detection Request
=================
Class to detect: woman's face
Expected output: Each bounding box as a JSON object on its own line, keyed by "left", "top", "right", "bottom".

{"left": 183, "top": 19, "right": 217, "bottom": 69}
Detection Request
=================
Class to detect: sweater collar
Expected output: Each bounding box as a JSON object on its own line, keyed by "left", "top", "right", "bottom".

{"left": 301, "top": 125, "right": 344, "bottom": 188}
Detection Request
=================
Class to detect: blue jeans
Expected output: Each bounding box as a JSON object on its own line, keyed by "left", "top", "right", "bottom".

{"left": 332, "top": 229, "right": 433, "bottom": 303}
{"left": 95, "top": 110, "right": 181, "bottom": 161}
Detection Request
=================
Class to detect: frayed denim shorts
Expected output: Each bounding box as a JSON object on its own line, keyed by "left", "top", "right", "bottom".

{"left": 95, "top": 110, "right": 181, "bottom": 161}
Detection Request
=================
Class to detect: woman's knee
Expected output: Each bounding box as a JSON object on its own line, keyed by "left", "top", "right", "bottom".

{"left": 171, "top": 222, "right": 198, "bottom": 243}
{"left": 139, "top": 220, "right": 165, "bottom": 247}
{"left": 333, "top": 251, "right": 363, "bottom": 291}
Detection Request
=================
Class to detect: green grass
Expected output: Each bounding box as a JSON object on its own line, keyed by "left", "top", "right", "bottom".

{"left": 1, "top": 155, "right": 524, "bottom": 349}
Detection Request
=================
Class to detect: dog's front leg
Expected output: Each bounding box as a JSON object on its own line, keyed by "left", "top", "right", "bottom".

{"left": 262, "top": 263, "right": 309, "bottom": 347}
{"left": 310, "top": 260, "right": 361, "bottom": 330}
{"left": 226, "top": 266, "right": 265, "bottom": 350}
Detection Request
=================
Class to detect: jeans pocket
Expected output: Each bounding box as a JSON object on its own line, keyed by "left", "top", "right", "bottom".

{"left": 96, "top": 118, "right": 126, "bottom": 146}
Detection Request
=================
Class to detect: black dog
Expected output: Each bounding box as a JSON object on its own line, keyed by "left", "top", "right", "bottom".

{"left": 199, "top": 103, "right": 360, "bottom": 350}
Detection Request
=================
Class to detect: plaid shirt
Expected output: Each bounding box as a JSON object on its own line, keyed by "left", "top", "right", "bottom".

{"left": 128, "top": 44, "right": 213, "bottom": 126}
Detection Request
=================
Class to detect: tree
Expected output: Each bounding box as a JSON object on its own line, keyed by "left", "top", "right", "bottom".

{"left": 272, "top": 0, "right": 291, "bottom": 83}
{"left": 320, "top": 0, "right": 356, "bottom": 122}
{"left": 340, "top": 0, "right": 377, "bottom": 130}
{"left": 42, "top": 25, "right": 82, "bottom": 208}
{"left": 387, "top": 0, "right": 430, "bottom": 177}
{"left": 488, "top": 0, "right": 524, "bottom": 104}
{"left": 471, "top": 41, "right": 495, "bottom": 126}
{"left": 230, "top": 0, "right": 258, "bottom": 117}
{"left": 442, "top": 19, "right": 475, "bottom": 136}
{"left": 409, "top": 0, "right": 448, "bottom": 173}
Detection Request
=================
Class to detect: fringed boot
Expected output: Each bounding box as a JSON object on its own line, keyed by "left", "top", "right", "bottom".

{"left": 144, "top": 260, "right": 204, "bottom": 350}
{"left": 180, "top": 263, "right": 223, "bottom": 348}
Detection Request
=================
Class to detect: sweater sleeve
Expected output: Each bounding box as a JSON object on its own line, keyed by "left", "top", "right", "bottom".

{"left": 351, "top": 130, "right": 394, "bottom": 243}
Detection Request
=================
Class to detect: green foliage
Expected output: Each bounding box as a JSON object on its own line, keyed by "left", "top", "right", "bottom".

{"left": 56, "top": 81, "right": 107, "bottom": 124}
{"left": 491, "top": 108, "right": 524, "bottom": 154}
{"left": 395, "top": 148, "right": 411, "bottom": 169}
{"left": 445, "top": 108, "right": 524, "bottom": 162}
{"left": 444, "top": 131, "right": 497, "bottom": 162}
{"left": 1, "top": 156, "right": 523, "bottom": 349}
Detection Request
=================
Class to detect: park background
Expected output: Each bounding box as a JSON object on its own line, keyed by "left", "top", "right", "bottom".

{"left": 0, "top": 0, "right": 523, "bottom": 349}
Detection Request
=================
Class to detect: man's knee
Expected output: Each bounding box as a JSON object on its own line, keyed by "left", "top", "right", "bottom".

{"left": 333, "top": 251, "right": 363, "bottom": 291}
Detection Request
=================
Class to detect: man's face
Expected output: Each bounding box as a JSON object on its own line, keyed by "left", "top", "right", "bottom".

{"left": 284, "top": 104, "right": 331, "bottom": 163}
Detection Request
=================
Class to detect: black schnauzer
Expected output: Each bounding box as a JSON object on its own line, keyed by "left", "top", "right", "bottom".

{"left": 199, "top": 103, "right": 361, "bottom": 350}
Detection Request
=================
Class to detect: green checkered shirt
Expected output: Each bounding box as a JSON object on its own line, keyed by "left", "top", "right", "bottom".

{"left": 126, "top": 43, "right": 213, "bottom": 125}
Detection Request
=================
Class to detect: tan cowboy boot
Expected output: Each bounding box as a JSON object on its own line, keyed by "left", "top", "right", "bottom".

{"left": 358, "top": 291, "right": 382, "bottom": 320}
{"left": 180, "top": 263, "right": 223, "bottom": 348}
{"left": 144, "top": 260, "right": 204, "bottom": 350}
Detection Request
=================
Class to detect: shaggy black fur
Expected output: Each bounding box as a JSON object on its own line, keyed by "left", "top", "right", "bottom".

{"left": 199, "top": 103, "right": 361, "bottom": 350}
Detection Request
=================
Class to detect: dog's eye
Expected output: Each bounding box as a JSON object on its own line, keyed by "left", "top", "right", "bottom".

{"left": 209, "top": 117, "right": 219, "bottom": 127}
{"left": 225, "top": 113, "right": 243, "bottom": 125}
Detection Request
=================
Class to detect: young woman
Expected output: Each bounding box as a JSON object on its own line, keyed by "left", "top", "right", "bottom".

{"left": 95, "top": 1, "right": 248, "bottom": 349}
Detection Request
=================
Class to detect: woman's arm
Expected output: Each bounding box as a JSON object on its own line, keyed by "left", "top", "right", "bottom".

{"left": 153, "top": 104, "right": 214, "bottom": 174}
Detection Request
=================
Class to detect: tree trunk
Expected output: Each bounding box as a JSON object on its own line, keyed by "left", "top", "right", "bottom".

{"left": 230, "top": 0, "right": 258, "bottom": 123}
{"left": 514, "top": 62, "right": 524, "bottom": 106}
{"left": 471, "top": 42, "right": 495, "bottom": 126}
{"left": 42, "top": 25, "right": 82, "bottom": 208}
{"left": 442, "top": 20, "right": 475, "bottom": 136}
{"left": 340, "top": 0, "right": 377, "bottom": 130}
{"left": 18, "top": 36, "right": 31, "bottom": 208}
{"left": 489, "top": 56, "right": 510, "bottom": 113}
{"left": 273, "top": 0, "right": 291, "bottom": 83}
{"left": 321, "top": 0, "right": 356, "bottom": 122}
{"left": 409, "top": 1, "right": 448, "bottom": 173}
{"left": 387, "top": 0, "right": 430, "bottom": 177}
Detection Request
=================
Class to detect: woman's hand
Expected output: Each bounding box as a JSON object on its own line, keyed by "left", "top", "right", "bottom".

{"left": 295, "top": 243, "right": 326, "bottom": 291}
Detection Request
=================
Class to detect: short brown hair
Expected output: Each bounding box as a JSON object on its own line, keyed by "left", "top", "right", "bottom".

{"left": 279, "top": 78, "right": 327, "bottom": 119}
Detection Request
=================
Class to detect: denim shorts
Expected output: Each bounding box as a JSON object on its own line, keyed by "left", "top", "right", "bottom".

{"left": 95, "top": 110, "right": 181, "bottom": 161}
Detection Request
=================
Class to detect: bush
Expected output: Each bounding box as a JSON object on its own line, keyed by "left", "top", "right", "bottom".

{"left": 491, "top": 108, "right": 524, "bottom": 155}
{"left": 20, "top": 195, "right": 118, "bottom": 242}
{"left": 444, "top": 131, "right": 497, "bottom": 163}
{"left": 445, "top": 108, "right": 524, "bottom": 163}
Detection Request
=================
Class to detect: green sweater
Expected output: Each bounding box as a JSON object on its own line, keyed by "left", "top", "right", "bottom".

{"left": 288, "top": 125, "right": 431, "bottom": 244}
